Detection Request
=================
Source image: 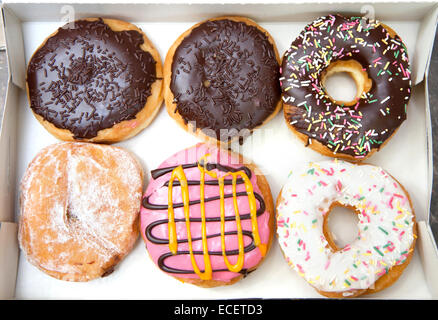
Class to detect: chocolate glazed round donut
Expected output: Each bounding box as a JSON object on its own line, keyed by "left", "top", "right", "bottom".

{"left": 280, "top": 15, "right": 412, "bottom": 161}
{"left": 26, "top": 18, "right": 163, "bottom": 143}
{"left": 164, "top": 16, "right": 282, "bottom": 145}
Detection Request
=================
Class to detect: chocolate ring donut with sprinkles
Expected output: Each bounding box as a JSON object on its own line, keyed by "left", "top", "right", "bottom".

{"left": 280, "top": 15, "right": 412, "bottom": 160}
{"left": 26, "top": 18, "right": 163, "bottom": 143}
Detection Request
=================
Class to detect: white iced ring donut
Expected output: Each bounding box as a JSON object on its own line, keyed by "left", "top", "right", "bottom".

{"left": 276, "top": 160, "right": 416, "bottom": 298}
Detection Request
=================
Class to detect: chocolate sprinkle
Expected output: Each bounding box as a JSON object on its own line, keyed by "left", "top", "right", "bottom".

{"left": 27, "top": 18, "right": 157, "bottom": 139}
{"left": 170, "top": 19, "right": 281, "bottom": 142}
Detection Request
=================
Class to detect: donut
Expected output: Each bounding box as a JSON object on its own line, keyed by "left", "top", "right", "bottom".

{"left": 140, "top": 143, "right": 274, "bottom": 287}
{"left": 18, "top": 142, "right": 144, "bottom": 281}
{"left": 26, "top": 18, "right": 163, "bottom": 143}
{"left": 164, "top": 16, "right": 282, "bottom": 145}
{"left": 276, "top": 160, "right": 416, "bottom": 298}
{"left": 280, "top": 15, "right": 411, "bottom": 160}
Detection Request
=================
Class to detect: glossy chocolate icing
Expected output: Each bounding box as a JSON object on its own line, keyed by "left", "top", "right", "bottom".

{"left": 281, "top": 15, "right": 411, "bottom": 158}
{"left": 170, "top": 18, "right": 281, "bottom": 142}
{"left": 27, "top": 18, "right": 157, "bottom": 139}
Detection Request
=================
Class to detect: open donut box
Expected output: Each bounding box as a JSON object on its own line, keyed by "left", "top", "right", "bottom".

{"left": 0, "top": 0, "right": 437, "bottom": 300}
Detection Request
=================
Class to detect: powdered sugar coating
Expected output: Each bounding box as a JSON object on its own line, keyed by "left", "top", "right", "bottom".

{"left": 19, "top": 142, "right": 143, "bottom": 281}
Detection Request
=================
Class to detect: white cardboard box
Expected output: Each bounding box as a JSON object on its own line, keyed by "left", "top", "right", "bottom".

{"left": 1, "top": 0, "right": 437, "bottom": 299}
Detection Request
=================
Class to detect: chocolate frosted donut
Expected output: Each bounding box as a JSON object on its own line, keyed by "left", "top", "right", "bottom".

{"left": 27, "top": 18, "right": 163, "bottom": 143}
{"left": 164, "top": 16, "right": 282, "bottom": 144}
{"left": 280, "top": 15, "right": 412, "bottom": 160}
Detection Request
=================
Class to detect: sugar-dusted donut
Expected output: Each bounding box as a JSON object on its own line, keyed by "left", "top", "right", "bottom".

{"left": 140, "top": 143, "right": 274, "bottom": 287}
{"left": 280, "top": 15, "right": 411, "bottom": 160}
{"left": 276, "top": 160, "right": 416, "bottom": 298}
{"left": 26, "top": 18, "right": 163, "bottom": 143}
{"left": 18, "top": 142, "right": 144, "bottom": 281}
{"left": 164, "top": 16, "right": 282, "bottom": 145}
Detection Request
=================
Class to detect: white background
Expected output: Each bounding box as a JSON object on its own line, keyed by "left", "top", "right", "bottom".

{"left": 11, "top": 7, "right": 433, "bottom": 299}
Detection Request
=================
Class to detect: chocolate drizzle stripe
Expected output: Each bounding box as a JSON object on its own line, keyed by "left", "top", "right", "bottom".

{"left": 163, "top": 178, "right": 245, "bottom": 187}
{"left": 151, "top": 162, "right": 252, "bottom": 180}
{"left": 143, "top": 191, "right": 265, "bottom": 212}
{"left": 147, "top": 225, "right": 255, "bottom": 250}
{"left": 157, "top": 230, "right": 256, "bottom": 276}
{"left": 158, "top": 253, "right": 252, "bottom": 276}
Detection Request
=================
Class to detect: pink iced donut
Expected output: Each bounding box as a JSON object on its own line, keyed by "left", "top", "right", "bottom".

{"left": 140, "top": 143, "right": 274, "bottom": 287}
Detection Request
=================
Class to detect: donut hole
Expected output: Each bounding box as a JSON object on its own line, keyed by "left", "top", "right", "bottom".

{"left": 323, "top": 72, "right": 357, "bottom": 103}
{"left": 324, "top": 204, "right": 360, "bottom": 251}
{"left": 321, "top": 59, "right": 372, "bottom": 107}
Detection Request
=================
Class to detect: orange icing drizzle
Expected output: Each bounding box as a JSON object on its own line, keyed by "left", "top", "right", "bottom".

{"left": 168, "top": 165, "right": 212, "bottom": 280}
{"left": 166, "top": 158, "right": 266, "bottom": 280}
